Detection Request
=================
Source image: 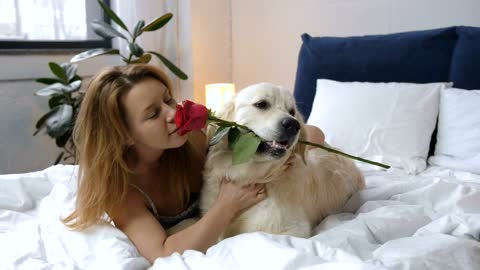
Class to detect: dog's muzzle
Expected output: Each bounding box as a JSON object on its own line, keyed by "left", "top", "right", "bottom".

{"left": 257, "top": 117, "right": 300, "bottom": 158}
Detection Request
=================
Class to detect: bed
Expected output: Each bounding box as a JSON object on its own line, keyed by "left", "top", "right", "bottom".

{"left": 1, "top": 26, "right": 480, "bottom": 270}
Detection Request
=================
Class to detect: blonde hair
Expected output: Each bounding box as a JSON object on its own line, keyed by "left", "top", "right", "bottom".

{"left": 62, "top": 64, "right": 197, "bottom": 230}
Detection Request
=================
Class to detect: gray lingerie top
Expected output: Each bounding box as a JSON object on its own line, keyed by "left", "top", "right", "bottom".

{"left": 130, "top": 184, "right": 200, "bottom": 229}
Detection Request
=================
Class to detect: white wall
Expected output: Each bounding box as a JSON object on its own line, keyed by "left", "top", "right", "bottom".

{"left": 191, "top": 0, "right": 232, "bottom": 104}
{"left": 231, "top": 0, "right": 480, "bottom": 91}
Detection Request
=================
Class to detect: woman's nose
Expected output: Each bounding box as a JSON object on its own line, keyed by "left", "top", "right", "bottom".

{"left": 165, "top": 104, "right": 176, "bottom": 123}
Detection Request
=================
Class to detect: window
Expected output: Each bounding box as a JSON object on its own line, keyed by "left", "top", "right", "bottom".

{"left": 0, "top": 0, "right": 111, "bottom": 50}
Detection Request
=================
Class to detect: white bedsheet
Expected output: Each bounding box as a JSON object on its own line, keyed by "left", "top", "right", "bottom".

{"left": 1, "top": 165, "right": 479, "bottom": 270}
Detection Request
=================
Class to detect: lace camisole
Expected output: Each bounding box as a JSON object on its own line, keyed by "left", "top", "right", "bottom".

{"left": 130, "top": 184, "right": 200, "bottom": 229}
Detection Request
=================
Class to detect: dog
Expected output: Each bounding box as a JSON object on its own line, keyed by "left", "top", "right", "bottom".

{"left": 200, "top": 82, "right": 365, "bottom": 239}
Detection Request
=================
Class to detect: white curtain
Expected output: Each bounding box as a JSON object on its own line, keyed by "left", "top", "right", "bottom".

{"left": 111, "top": 0, "right": 194, "bottom": 100}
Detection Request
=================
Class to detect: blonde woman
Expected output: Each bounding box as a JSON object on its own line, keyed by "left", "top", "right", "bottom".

{"left": 62, "top": 64, "right": 267, "bottom": 263}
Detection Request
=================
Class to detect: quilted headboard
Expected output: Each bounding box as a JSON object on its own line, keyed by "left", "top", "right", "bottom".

{"left": 293, "top": 26, "right": 480, "bottom": 155}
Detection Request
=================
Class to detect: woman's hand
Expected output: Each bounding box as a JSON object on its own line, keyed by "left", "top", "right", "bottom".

{"left": 214, "top": 180, "right": 266, "bottom": 220}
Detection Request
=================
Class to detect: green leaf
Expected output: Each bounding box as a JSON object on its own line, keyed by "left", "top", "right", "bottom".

{"left": 36, "top": 78, "right": 62, "bottom": 85}
{"left": 142, "top": 13, "right": 172, "bottom": 32}
{"left": 35, "top": 81, "right": 81, "bottom": 96}
{"left": 34, "top": 110, "right": 54, "bottom": 130}
{"left": 129, "top": 54, "right": 152, "bottom": 64}
{"left": 35, "top": 83, "right": 64, "bottom": 96}
{"left": 48, "top": 62, "right": 68, "bottom": 83}
{"left": 232, "top": 132, "right": 262, "bottom": 165}
{"left": 133, "top": 20, "right": 145, "bottom": 37}
{"left": 71, "top": 74, "right": 82, "bottom": 82}
{"left": 54, "top": 152, "right": 64, "bottom": 165}
{"left": 55, "top": 132, "right": 71, "bottom": 147}
{"left": 48, "top": 95, "right": 66, "bottom": 109}
{"left": 128, "top": 42, "right": 144, "bottom": 57}
{"left": 61, "top": 63, "right": 78, "bottom": 82}
{"left": 209, "top": 126, "right": 230, "bottom": 146}
{"left": 97, "top": 0, "right": 129, "bottom": 32}
{"left": 91, "top": 20, "right": 127, "bottom": 40}
{"left": 148, "top": 51, "right": 188, "bottom": 80}
{"left": 228, "top": 127, "right": 241, "bottom": 150}
{"left": 45, "top": 104, "right": 73, "bottom": 138}
{"left": 70, "top": 48, "right": 120, "bottom": 63}
{"left": 63, "top": 80, "right": 82, "bottom": 93}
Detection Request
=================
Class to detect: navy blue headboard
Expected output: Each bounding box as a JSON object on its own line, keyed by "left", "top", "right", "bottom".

{"left": 293, "top": 26, "right": 480, "bottom": 155}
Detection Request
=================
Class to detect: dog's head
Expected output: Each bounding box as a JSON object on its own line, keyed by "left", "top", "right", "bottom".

{"left": 210, "top": 82, "right": 307, "bottom": 162}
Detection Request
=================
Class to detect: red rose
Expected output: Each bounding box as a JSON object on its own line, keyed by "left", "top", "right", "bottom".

{"left": 174, "top": 100, "right": 209, "bottom": 136}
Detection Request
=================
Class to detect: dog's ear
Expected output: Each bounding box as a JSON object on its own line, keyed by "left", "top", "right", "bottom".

{"left": 214, "top": 97, "right": 236, "bottom": 121}
{"left": 206, "top": 96, "right": 236, "bottom": 141}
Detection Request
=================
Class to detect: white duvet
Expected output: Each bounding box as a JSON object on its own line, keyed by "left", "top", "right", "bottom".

{"left": 1, "top": 165, "right": 479, "bottom": 270}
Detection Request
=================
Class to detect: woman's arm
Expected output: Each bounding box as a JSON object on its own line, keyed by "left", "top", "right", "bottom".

{"left": 114, "top": 181, "right": 265, "bottom": 264}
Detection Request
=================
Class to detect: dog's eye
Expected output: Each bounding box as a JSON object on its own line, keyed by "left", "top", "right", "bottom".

{"left": 289, "top": 109, "right": 295, "bottom": 116}
{"left": 254, "top": 100, "right": 269, "bottom": 109}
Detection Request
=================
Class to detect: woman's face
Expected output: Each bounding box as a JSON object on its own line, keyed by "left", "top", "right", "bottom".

{"left": 121, "top": 78, "right": 187, "bottom": 154}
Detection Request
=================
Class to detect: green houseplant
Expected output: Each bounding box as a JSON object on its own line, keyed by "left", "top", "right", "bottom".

{"left": 33, "top": 0, "right": 188, "bottom": 164}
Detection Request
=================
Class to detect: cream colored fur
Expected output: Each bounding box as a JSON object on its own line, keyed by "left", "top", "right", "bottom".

{"left": 200, "top": 83, "right": 365, "bottom": 239}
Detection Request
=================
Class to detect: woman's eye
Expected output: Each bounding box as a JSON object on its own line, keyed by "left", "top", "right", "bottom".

{"left": 165, "top": 97, "right": 174, "bottom": 104}
{"left": 254, "top": 100, "right": 269, "bottom": 109}
{"left": 148, "top": 109, "right": 159, "bottom": 119}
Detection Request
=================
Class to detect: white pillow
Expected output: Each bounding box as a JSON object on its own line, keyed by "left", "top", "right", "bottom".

{"left": 428, "top": 88, "right": 480, "bottom": 174}
{"left": 307, "top": 79, "right": 452, "bottom": 174}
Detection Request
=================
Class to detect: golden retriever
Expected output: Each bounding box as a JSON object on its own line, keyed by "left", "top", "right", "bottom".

{"left": 200, "top": 83, "right": 365, "bottom": 239}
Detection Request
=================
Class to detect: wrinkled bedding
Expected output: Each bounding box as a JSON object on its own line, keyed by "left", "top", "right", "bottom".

{"left": 1, "top": 165, "right": 479, "bottom": 270}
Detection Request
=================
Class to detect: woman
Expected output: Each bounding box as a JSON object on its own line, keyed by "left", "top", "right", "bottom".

{"left": 62, "top": 64, "right": 324, "bottom": 264}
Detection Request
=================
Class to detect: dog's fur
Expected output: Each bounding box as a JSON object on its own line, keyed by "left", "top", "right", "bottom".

{"left": 200, "top": 83, "right": 365, "bottom": 239}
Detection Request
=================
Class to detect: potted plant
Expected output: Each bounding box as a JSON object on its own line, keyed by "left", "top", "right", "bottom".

{"left": 33, "top": 0, "right": 188, "bottom": 164}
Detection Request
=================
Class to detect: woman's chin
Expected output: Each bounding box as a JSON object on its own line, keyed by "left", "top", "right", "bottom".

{"left": 169, "top": 133, "right": 188, "bottom": 148}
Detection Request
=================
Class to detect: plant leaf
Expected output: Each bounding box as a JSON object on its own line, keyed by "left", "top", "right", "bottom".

{"left": 35, "top": 83, "right": 64, "bottom": 96}
{"left": 129, "top": 54, "right": 152, "bottom": 64}
{"left": 55, "top": 132, "right": 71, "bottom": 147}
{"left": 45, "top": 104, "right": 73, "bottom": 138}
{"left": 63, "top": 80, "right": 82, "bottom": 93}
{"left": 48, "top": 62, "right": 68, "bottom": 83}
{"left": 91, "top": 20, "right": 127, "bottom": 40}
{"left": 61, "top": 63, "right": 78, "bottom": 82}
{"left": 148, "top": 51, "right": 188, "bottom": 80}
{"left": 97, "top": 0, "right": 129, "bottom": 32}
{"left": 48, "top": 95, "right": 66, "bottom": 109}
{"left": 142, "top": 13, "right": 172, "bottom": 32}
{"left": 128, "top": 42, "right": 144, "bottom": 57}
{"left": 133, "top": 20, "right": 145, "bottom": 37}
{"left": 36, "top": 78, "right": 62, "bottom": 85}
{"left": 232, "top": 132, "right": 261, "bottom": 165}
{"left": 54, "top": 152, "right": 65, "bottom": 165}
{"left": 34, "top": 110, "right": 55, "bottom": 130}
{"left": 70, "top": 48, "right": 120, "bottom": 63}
{"left": 228, "top": 127, "right": 241, "bottom": 150}
{"left": 209, "top": 126, "right": 230, "bottom": 146}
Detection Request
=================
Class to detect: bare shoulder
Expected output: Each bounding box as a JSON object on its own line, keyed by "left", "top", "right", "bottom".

{"left": 304, "top": 125, "right": 325, "bottom": 145}
{"left": 112, "top": 186, "right": 148, "bottom": 229}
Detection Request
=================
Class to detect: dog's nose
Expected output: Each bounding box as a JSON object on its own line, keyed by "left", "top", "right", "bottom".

{"left": 281, "top": 118, "right": 300, "bottom": 136}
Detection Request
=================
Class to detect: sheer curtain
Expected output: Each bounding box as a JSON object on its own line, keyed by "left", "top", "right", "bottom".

{"left": 111, "top": 0, "right": 194, "bottom": 100}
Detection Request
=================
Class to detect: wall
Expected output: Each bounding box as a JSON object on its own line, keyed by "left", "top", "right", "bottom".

{"left": 191, "top": 0, "right": 232, "bottom": 104}
{"left": 0, "top": 54, "right": 119, "bottom": 174}
{"left": 231, "top": 0, "right": 480, "bottom": 91}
